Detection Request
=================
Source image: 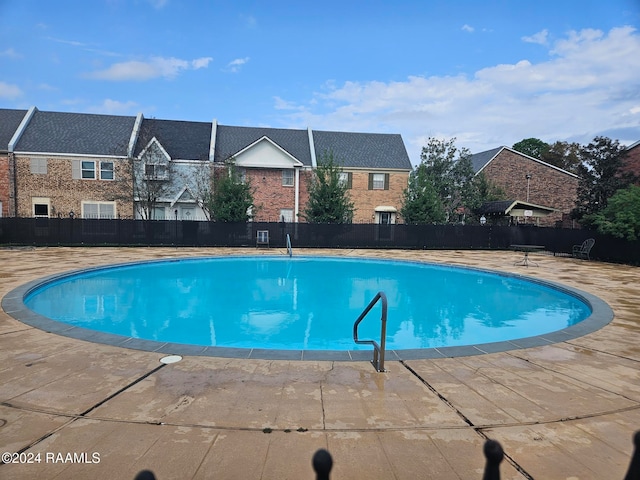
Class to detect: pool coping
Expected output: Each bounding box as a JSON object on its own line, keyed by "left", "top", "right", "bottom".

{"left": 1, "top": 255, "right": 615, "bottom": 361}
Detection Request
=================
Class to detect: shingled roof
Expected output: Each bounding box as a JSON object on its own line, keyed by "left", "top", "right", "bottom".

{"left": 134, "top": 118, "right": 212, "bottom": 161}
{"left": 214, "top": 125, "right": 313, "bottom": 166}
{"left": 312, "top": 130, "right": 412, "bottom": 169}
{"left": 470, "top": 146, "right": 504, "bottom": 173}
{"left": 213, "top": 125, "right": 412, "bottom": 170}
{"left": 14, "top": 110, "right": 136, "bottom": 156}
{"left": 471, "top": 145, "right": 578, "bottom": 178}
{"left": 0, "top": 108, "right": 28, "bottom": 153}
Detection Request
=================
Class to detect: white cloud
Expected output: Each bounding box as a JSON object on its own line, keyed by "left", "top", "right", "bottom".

{"left": 273, "top": 96, "right": 306, "bottom": 111}
{"left": 277, "top": 26, "right": 640, "bottom": 163}
{"left": 522, "top": 29, "right": 549, "bottom": 45}
{"left": 0, "top": 48, "right": 21, "bottom": 59}
{"left": 461, "top": 24, "right": 474, "bottom": 33}
{"left": 241, "top": 14, "right": 257, "bottom": 29}
{"left": 0, "top": 81, "right": 23, "bottom": 99}
{"left": 90, "top": 99, "right": 140, "bottom": 115}
{"left": 148, "top": 0, "right": 169, "bottom": 8}
{"left": 86, "top": 56, "right": 213, "bottom": 81}
{"left": 224, "top": 57, "right": 250, "bottom": 73}
{"left": 191, "top": 57, "right": 213, "bottom": 69}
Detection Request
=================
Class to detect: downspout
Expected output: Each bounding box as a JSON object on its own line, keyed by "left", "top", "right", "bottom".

{"left": 8, "top": 152, "right": 17, "bottom": 217}
{"left": 294, "top": 167, "right": 300, "bottom": 223}
{"left": 128, "top": 113, "right": 144, "bottom": 218}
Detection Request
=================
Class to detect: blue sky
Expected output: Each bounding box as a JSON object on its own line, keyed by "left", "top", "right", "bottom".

{"left": 1, "top": 0, "right": 639, "bottom": 164}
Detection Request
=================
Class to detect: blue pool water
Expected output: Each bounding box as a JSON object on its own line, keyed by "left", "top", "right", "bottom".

{"left": 24, "top": 256, "right": 591, "bottom": 351}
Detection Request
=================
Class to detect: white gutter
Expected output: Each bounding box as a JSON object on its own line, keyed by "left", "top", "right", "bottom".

{"left": 209, "top": 119, "right": 217, "bottom": 162}
{"left": 307, "top": 127, "right": 317, "bottom": 168}
{"left": 8, "top": 106, "right": 37, "bottom": 152}
{"left": 128, "top": 112, "right": 144, "bottom": 158}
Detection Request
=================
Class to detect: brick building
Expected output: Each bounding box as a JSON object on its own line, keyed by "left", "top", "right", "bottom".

{"left": 0, "top": 108, "right": 29, "bottom": 217}
{"left": 623, "top": 140, "right": 640, "bottom": 181}
{"left": 472, "top": 146, "right": 579, "bottom": 226}
{"left": 11, "top": 108, "right": 136, "bottom": 219}
{"left": 0, "top": 107, "right": 412, "bottom": 223}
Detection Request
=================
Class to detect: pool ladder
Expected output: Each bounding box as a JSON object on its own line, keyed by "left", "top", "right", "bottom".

{"left": 353, "top": 291, "right": 388, "bottom": 372}
{"left": 286, "top": 233, "right": 292, "bottom": 257}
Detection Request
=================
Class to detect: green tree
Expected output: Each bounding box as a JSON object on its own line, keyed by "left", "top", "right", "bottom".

{"left": 475, "top": 171, "right": 506, "bottom": 202}
{"left": 413, "top": 137, "right": 479, "bottom": 223}
{"left": 302, "top": 151, "right": 354, "bottom": 223}
{"left": 540, "top": 141, "right": 581, "bottom": 174}
{"left": 572, "top": 136, "right": 637, "bottom": 228}
{"left": 512, "top": 138, "right": 550, "bottom": 159}
{"left": 591, "top": 185, "right": 640, "bottom": 241}
{"left": 400, "top": 162, "right": 446, "bottom": 224}
{"left": 208, "top": 159, "right": 255, "bottom": 222}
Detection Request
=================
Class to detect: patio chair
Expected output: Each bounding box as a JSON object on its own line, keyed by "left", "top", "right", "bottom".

{"left": 572, "top": 238, "right": 595, "bottom": 260}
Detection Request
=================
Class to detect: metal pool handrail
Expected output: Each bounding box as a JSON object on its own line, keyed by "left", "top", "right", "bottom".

{"left": 286, "top": 233, "right": 292, "bottom": 257}
{"left": 353, "top": 291, "right": 388, "bottom": 372}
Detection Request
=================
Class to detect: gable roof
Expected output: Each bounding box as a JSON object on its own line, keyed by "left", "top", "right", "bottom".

{"left": 134, "top": 118, "right": 212, "bottom": 161}
{"left": 233, "top": 136, "right": 305, "bottom": 168}
{"left": 0, "top": 108, "right": 28, "bottom": 153}
{"left": 471, "top": 146, "right": 503, "bottom": 173}
{"left": 479, "top": 199, "right": 558, "bottom": 216}
{"left": 14, "top": 110, "right": 136, "bottom": 156}
{"left": 312, "top": 130, "right": 412, "bottom": 170}
{"left": 214, "top": 125, "right": 313, "bottom": 166}
{"left": 471, "top": 145, "right": 578, "bottom": 178}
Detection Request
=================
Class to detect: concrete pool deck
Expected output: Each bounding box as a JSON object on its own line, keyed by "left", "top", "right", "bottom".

{"left": 0, "top": 247, "right": 639, "bottom": 479}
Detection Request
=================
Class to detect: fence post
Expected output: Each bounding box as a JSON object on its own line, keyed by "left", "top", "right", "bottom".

{"left": 312, "top": 448, "right": 333, "bottom": 480}
{"left": 482, "top": 439, "right": 504, "bottom": 480}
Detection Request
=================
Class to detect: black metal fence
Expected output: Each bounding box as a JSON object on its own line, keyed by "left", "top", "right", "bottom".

{"left": 1, "top": 217, "right": 639, "bottom": 264}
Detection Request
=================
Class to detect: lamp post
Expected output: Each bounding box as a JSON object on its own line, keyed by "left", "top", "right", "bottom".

{"left": 525, "top": 174, "right": 531, "bottom": 202}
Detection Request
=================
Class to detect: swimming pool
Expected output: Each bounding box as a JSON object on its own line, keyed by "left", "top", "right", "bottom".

{"left": 9, "top": 256, "right": 612, "bottom": 360}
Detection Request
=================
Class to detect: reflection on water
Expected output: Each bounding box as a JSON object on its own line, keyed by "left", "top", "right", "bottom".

{"left": 25, "top": 257, "right": 591, "bottom": 350}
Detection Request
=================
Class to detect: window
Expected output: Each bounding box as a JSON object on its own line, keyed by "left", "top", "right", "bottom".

{"left": 152, "top": 206, "right": 166, "bottom": 220}
{"left": 33, "top": 204, "right": 49, "bottom": 217}
{"left": 279, "top": 209, "right": 294, "bottom": 222}
{"left": 32, "top": 197, "right": 50, "bottom": 218}
{"left": 100, "top": 161, "right": 114, "bottom": 180}
{"left": 145, "top": 163, "right": 167, "bottom": 180}
{"left": 82, "top": 201, "right": 116, "bottom": 219}
{"left": 282, "top": 169, "right": 294, "bottom": 186}
{"left": 368, "top": 173, "right": 389, "bottom": 190}
{"left": 81, "top": 161, "right": 96, "bottom": 179}
{"left": 339, "top": 172, "right": 352, "bottom": 189}
{"left": 30, "top": 158, "right": 47, "bottom": 174}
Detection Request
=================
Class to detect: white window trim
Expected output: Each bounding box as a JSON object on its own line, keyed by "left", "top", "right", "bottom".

{"left": 32, "top": 197, "right": 51, "bottom": 218}
{"left": 81, "top": 201, "right": 117, "bottom": 219}
{"left": 81, "top": 160, "right": 97, "bottom": 180}
{"left": 372, "top": 173, "right": 386, "bottom": 190}
{"left": 100, "top": 161, "right": 114, "bottom": 181}
{"left": 282, "top": 169, "right": 294, "bottom": 186}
